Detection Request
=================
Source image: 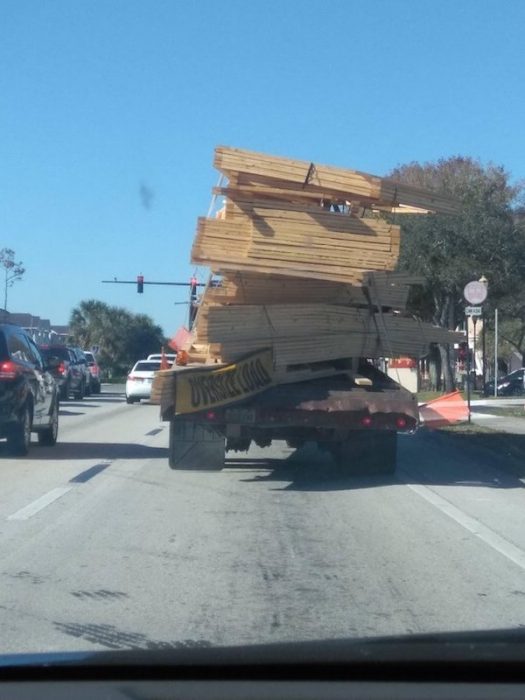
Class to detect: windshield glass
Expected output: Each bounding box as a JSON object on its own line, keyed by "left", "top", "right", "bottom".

{"left": 2, "top": 0, "right": 525, "bottom": 664}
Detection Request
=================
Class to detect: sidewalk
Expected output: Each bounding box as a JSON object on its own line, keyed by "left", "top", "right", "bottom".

{"left": 470, "top": 396, "right": 525, "bottom": 433}
{"left": 470, "top": 411, "right": 525, "bottom": 434}
{"left": 419, "top": 395, "right": 525, "bottom": 434}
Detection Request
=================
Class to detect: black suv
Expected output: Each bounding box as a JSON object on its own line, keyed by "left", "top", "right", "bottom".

{"left": 0, "top": 324, "right": 59, "bottom": 455}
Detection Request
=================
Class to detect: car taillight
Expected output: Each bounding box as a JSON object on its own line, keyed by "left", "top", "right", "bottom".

{"left": 360, "top": 415, "right": 373, "bottom": 427}
{"left": 396, "top": 416, "right": 407, "bottom": 429}
{"left": 0, "top": 361, "right": 20, "bottom": 380}
{"left": 58, "top": 362, "right": 66, "bottom": 376}
{"left": 127, "top": 374, "right": 134, "bottom": 380}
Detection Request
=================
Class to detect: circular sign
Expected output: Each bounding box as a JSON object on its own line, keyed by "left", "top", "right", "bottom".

{"left": 464, "top": 280, "right": 487, "bottom": 304}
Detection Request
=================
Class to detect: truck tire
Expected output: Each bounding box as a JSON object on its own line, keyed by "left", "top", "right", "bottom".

{"left": 168, "top": 419, "right": 225, "bottom": 471}
{"left": 331, "top": 430, "right": 397, "bottom": 475}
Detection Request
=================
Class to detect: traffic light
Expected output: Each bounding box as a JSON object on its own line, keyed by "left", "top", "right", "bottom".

{"left": 137, "top": 275, "right": 144, "bottom": 293}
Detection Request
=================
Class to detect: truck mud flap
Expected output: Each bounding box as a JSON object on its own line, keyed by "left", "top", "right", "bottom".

{"left": 169, "top": 420, "right": 225, "bottom": 471}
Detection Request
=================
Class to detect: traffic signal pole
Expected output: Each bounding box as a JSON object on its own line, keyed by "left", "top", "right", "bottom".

{"left": 102, "top": 277, "right": 207, "bottom": 329}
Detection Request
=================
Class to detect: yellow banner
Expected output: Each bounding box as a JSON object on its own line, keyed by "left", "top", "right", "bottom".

{"left": 176, "top": 349, "right": 273, "bottom": 415}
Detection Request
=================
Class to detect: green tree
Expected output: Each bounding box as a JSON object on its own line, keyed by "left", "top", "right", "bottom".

{"left": 389, "top": 157, "right": 525, "bottom": 390}
{"left": 69, "top": 299, "right": 165, "bottom": 376}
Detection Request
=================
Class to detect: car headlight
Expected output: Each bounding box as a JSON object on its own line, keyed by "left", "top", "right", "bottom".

{"left": 498, "top": 381, "right": 511, "bottom": 389}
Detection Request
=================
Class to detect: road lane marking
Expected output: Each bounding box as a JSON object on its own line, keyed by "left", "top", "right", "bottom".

{"left": 69, "top": 462, "right": 111, "bottom": 483}
{"left": 7, "top": 487, "right": 72, "bottom": 521}
{"left": 400, "top": 472, "right": 525, "bottom": 572}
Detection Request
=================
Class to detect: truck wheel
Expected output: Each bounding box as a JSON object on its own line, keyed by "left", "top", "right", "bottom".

{"left": 169, "top": 419, "right": 225, "bottom": 471}
{"left": 331, "top": 430, "right": 397, "bottom": 475}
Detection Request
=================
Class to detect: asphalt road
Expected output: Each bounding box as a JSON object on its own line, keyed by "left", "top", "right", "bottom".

{"left": 1, "top": 386, "right": 525, "bottom": 654}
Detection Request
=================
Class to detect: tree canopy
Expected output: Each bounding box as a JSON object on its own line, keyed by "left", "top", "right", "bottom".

{"left": 68, "top": 300, "right": 166, "bottom": 375}
{"left": 389, "top": 156, "right": 525, "bottom": 388}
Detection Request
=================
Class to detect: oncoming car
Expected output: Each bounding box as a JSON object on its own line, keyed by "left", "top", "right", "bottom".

{"left": 125, "top": 359, "right": 162, "bottom": 403}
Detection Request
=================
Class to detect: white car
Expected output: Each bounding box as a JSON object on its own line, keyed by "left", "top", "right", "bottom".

{"left": 125, "top": 360, "right": 162, "bottom": 403}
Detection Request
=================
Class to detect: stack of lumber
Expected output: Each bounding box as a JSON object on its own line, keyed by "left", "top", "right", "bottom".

{"left": 192, "top": 201, "right": 401, "bottom": 284}
{"left": 183, "top": 146, "right": 460, "bottom": 375}
{"left": 192, "top": 303, "right": 462, "bottom": 371}
{"left": 213, "top": 146, "right": 458, "bottom": 214}
{"left": 206, "top": 271, "right": 416, "bottom": 310}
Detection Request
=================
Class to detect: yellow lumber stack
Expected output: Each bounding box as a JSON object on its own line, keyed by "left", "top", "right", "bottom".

{"left": 184, "top": 146, "right": 460, "bottom": 375}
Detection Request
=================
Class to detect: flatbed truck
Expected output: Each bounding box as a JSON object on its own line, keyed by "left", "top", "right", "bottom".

{"left": 155, "top": 353, "right": 419, "bottom": 474}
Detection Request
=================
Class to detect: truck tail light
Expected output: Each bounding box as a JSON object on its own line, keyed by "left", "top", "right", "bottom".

{"left": 0, "top": 361, "right": 20, "bottom": 380}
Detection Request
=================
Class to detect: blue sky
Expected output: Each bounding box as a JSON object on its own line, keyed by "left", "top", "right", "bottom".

{"left": 1, "top": 0, "right": 524, "bottom": 336}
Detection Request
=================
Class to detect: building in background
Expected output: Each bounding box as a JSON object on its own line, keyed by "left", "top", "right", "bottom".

{"left": 1, "top": 311, "right": 69, "bottom": 344}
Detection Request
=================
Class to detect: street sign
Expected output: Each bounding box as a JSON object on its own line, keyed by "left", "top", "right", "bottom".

{"left": 465, "top": 306, "right": 482, "bottom": 316}
{"left": 464, "top": 281, "right": 487, "bottom": 304}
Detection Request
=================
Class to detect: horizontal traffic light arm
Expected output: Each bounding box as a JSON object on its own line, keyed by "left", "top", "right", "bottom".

{"left": 102, "top": 280, "right": 206, "bottom": 286}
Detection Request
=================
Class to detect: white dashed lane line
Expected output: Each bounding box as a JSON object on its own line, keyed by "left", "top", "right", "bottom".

{"left": 6, "top": 461, "right": 112, "bottom": 521}
{"left": 5, "top": 425, "right": 166, "bottom": 522}
{"left": 7, "top": 487, "right": 73, "bottom": 521}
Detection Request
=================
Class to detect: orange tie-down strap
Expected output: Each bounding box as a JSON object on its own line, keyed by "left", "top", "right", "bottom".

{"left": 419, "top": 390, "right": 469, "bottom": 427}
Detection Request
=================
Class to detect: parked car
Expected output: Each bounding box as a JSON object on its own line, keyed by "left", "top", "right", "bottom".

{"left": 483, "top": 368, "right": 525, "bottom": 396}
{"left": 39, "top": 345, "right": 87, "bottom": 399}
{"left": 83, "top": 350, "right": 101, "bottom": 394}
{"left": 0, "top": 324, "right": 59, "bottom": 455}
{"left": 125, "top": 359, "right": 162, "bottom": 403}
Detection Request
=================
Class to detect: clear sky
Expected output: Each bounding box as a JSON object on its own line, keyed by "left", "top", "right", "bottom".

{"left": 1, "top": 0, "right": 524, "bottom": 336}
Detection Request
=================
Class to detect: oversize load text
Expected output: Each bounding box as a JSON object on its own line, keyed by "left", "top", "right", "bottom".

{"left": 176, "top": 350, "right": 273, "bottom": 414}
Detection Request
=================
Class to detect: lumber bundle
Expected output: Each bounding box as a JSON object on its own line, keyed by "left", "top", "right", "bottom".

{"left": 183, "top": 146, "right": 461, "bottom": 375}
{"left": 214, "top": 146, "right": 459, "bottom": 215}
{"left": 206, "top": 271, "right": 421, "bottom": 311}
{"left": 192, "top": 203, "right": 400, "bottom": 284}
{"left": 191, "top": 303, "right": 463, "bottom": 369}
